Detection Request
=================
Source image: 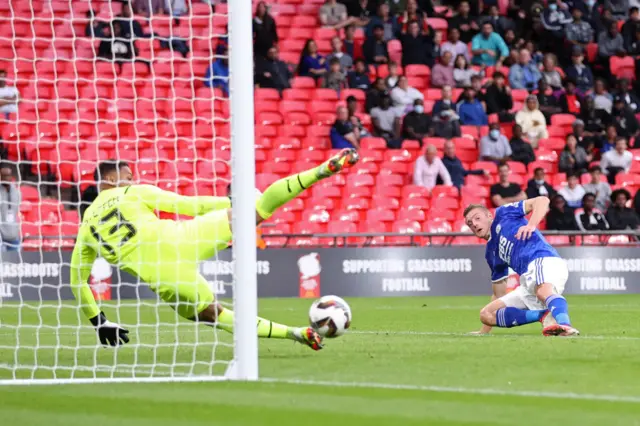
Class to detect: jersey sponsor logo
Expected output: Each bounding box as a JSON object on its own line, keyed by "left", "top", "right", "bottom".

{"left": 298, "top": 253, "right": 321, "bottom": 298}
{"left": 0, "top": 263, "right": 60, "bottom": 278}
{"left": 498, "top": 235, "right": 514, "bottom": 264}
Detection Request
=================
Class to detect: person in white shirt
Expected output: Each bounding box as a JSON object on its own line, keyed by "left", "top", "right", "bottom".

{"left": 0, "top": 167, "right": 20, "bottom": 251}
{"left": 391, "top": 75, "right": 424, "bottom": 114}
{"left": 413, "top": 144, "right": 453, "bottom": 190}
{"left": 0, "top": 70, "right": 19, "bottom": 119}
{"left": 558, "top": 172, "right": 586, "bottom": 209}
{"left": 581, "top": 165, "right": 612, "bottom": 212}
{"left": 600, "top": 138, "right": 633, "bottom": 184}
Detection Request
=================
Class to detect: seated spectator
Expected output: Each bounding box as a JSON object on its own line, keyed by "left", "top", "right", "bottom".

{"left": 611, "top": 95, "right": 640, "bottom": 140}
{"left": 441, "top": 27, "right": 470, "bottom": 62}
{"left": 600, "top": 138, "right": 633, "bottom": 183}
{"left": 346, "top": 95, "right": 370, "bottom": 137}
{"left": 297, "top": 39, "right": 327, "bottom": 79}
{"left": 366, "top": 3, "right": 400, "bottom": 41}
{"left": 579, "top": 99, "right": 609, "bottom": 143}
{"left": 97, "top": 21, "right": 136, "bottom": 71}
{"left": 558, "top": 172, "right": 587, "bottom": 209}
{"left": 431, "top": 51, "right": 455, "bottom": 88}
{"left": 540, "top": 0, "right": 573, "bottom": 53}
{"left": 559, "top": 134, "right": 591, "bottom": 175}
{"left": 253, "top": 1, "right": 278, "bottom": 58}
{"left": 433, "top": 85, "right": 455, "bottom": 116}
{"left": 0, "top": 70, "right": 19, "bottom": 119}
{"left": 453, "top": 54, "right": 480, "bottom": 88}
{"left": 365, "top": 78, "right": 388, "bottom": 112}
{"left": 616, "top": 78, "right": 640, "bottom": 114}
{"left": 576, "top": 193, "right": 610, "bottom": 231}
{"left": 622, "top": 7, "right": 640, "bottom": 50}
{"left": 254, "top": 47, "right": 291, "bottom": 92}
{"left": 510, "top": 124, "right": 536, "bottom": 166}
{"left": 330, "top": 105, "right": 360, "bottom": 149}
{"left": 592, "top": 79, "right": 613, "bottom": 113}
{"left": 345, "top": 0, "right": 372, "bottom": 26}
{"left": 600, "top": 124, "right": 620, "bottom": 153}
{"left": 509, "top": 48, "right": 542, "bottom": 90}
{"left": 627, "top": 25, "right": 640, "bottom": 55}
{"left": 432, "top": 86, "right": 462, "bottom": 139}
{"left": 547, "top": 194, "right": 579, "bottom": 231}
{"left": 582, "top": 166, "right": 612, "bottom": 212}
{"left": 572, "top": 117, "right": 597, "bottom": 152}
{"left": 370, "top": 93, "right": 402, "bottom": 148}
{"left": 597, "top": 21, "right": 625, "bottom": 71}
{"left": 526, "top": 167, "right": 557, "bottom": 198}
{"left": 442, "top": 139, "right": 487, "bottom": 189}
{"left": 490, "top": 161, "right": 526, "bottom": 207}
{"left": 402, "top": 99, "right": 433, "bottom": 141}
{"left": 564, "top": 7, "right": 594, "bottom": 54}
{"left": 204, "top": 45, "right": 229, "bottom": 95}
{"left": 0, "top": 167, "right": 20, "bottom": 251}
{"left": 448, "top": 1, "right": 479, "bottom": 44}
{"left": 390, "top": 76, "right": 424, "bottom": 114}
{"left": 385, "top": 61, "right": 400, "bottom": 88}
{"left": 559, "top": 78, "right": 582, "bottom": 115}
{"left": 363, "top": 24, "right": 390, "bottom": 66}
{"left": 348, "top": 59, "right": 371, "bottom": 90}
{"left": 85, "top": 9, "right": 107, "bottom": 39}
{"left": 413, "top": 144, "right": 453, "bottom": 190}
{"left": 541, "top": 54, "right": 563, "bottom": 91}
{"left": 319, "top": 0, "right": 351, "bottom": 29}
{"left": 479, "top": 122, "right": 511, "bottom": 162}
{"left": 565, "top": 46, "right": 594, "bottom": 95}
{"left": 398, "top": 0, "right": 429, "bottom": 33}
{"left": 343, "top": 24, "right": 363, "bottom": 60}
{"left": 536, "top": 79, "right": 562, "bottom": 124}
{"left": 482, "top": 4, "right": 513, "bottom": 36}
{"left": 401, "top": 20, "right": 434, "bottom": 68}
{"left": 485, "top": 71, "right": 514, "bottom": 121}
{"left": 471, "top": 22, "right": 509, "bottom": 67}
{"left": 327, "top": 36, "right": 354, "bottom": 73}
{"left": 606, "top": 188, "right": 640, "bottom": 230}
{"left": 516, "top": 95, "right": 549, "bottom": 148}
{"left": 323, "top": 58, "right": 347, "bottom": 92}
{"left": 606, "top": 0, "right": 630, "bottom": 20}
{"left": 457, "top": 87, "right": 488, "bottom": 125}
{"left": 133, "top": 0, "right": 164, "bottom": 16}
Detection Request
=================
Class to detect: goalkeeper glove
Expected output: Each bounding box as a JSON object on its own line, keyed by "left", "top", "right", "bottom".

{"left": 89, "top": 312, "right": 130, "bottom": 347}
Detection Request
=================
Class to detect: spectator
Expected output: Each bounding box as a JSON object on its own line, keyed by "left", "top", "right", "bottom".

{"left": 622, "top": 7, "right": 640, "bottom": 49}
{"left": 327, "top": 36, "right": 354, "bottom": 73}
{"left": 400, "top": 20, "right": 434, "bottom": 67}
{"left": 611, "top": 95, "right": 640, "bottom": 140}
{"left": 565, "top": 47, "right": 594, "bottom": 94}
{"left": 366, "top": 3, "right": 400, "bottom": 41}
{"left": 254, "top": 47, "right": 291, "bottom": 92}
{"left": 442, "top": 140, "right": 487, "bottom": 189}
{"left": 330, "top": 105, "right": 360, "bottom": 149}
{"left": 509, "top": 48, "right": 542, "bottom": 90}
{"left": 97, "top": 21, "right": 136, "bottom": 71}
{"left": 363, "top": 24, "right": 390, "bottom": 65}
{"left": 559, "top": 78, "right": 583, "bottom": 115}
{"left": 346, "top": 95, "right": 370, "bottom": 137}
{"left": 370, "top": 93, "right": 402, "bottom": 148}
{"left": 323, "top": 58, "right": 347, "bottom": 92}
{"left": 564, "top": 7, "right": 594, "bottom": 52}
{"left": 592, "top": 79, "right": 614, "bottom": 114}
{"left": 582, "top": 166, "right": 612, "bottom": 212}
{"left": 365, "top": 78, "right": 388, "bottom": 112}
{"left": 571, "top": 118, "right": 598, "bottom": 155}
{"left": 547, "top": 194, "right": 580, "bottom": 230}
{"left": 413, "top": 144, "right": 453, "bottom": 190}
{"left": 601, "top": 138, "right": 633, "bottom": 183}
{"left": 558, "top": 172, "right": 587, "bottom": 208}
{"left": 490, "top": 161, "right": 526, "bottom": 207}
{"left": 575, "top": 193, "right": 610, "bottom": 231}
{"left": 204, "top": 45, "right": 229, "bottom": 95}
{"left": 319, "top": 0, "right": 351, "bottom": 29}
{"left": 616, "top": 78, "right": 640, "bottom": 114}
{"left": 433, "top": 85, "right": 455, "bottom": 116}
{"left": 114, "top": 3, "right": 147, "bottom": 40}
{"left": 509, "top": 124, "right": 536, "bottom": 166}
{"left": 457, "top": 87, "right": 488, "bottom": 125}
{"left": 253, "top": 1, "right": 278, "bottom": 58}
{"left": 348, "top": 59, "right": 371, "bottom": 90}
{"left": 541, "top": 54, "right": 563, "bottom": 90}
{"left": 559, "top": 134, "right": 591, "bottom": 174}
{"left": 482, "top": 4, "right": 513, "bottom": 36}
{"left": 627, "top": 25, "right": 640, "bottom": 55}
{"left": 441, "top": 27, "right": 470, "bottom": 61}
{"left": 479, "top": 122, "right": 511, "bottom": 162}
{"left": 536, "top": 78, "right": 563, "bottom": 124}
{"left": 297, "top": 39, "right": 327, "bottom": 79}
{"left": 398, "top": 0, "right": 429, "bottom": 33}
{"left": 80, "top": 183, "right": 98, "bottom": 221}
{"left": 471, "top": 22, "right": 509, "bottom": 66}
{"left": 449, "top": 1, "right": 480, "bottom": 44}
{"left": 402, "top": 99, "right": 433, "bottom": 142}
{"left": 390, "top": 75, "right": 424, "bottom": 113}
{"left": 431, "top": 51, "right": 455, "bottom": 88}
{"left": 579, "top": 0, "right": 606, "bottom": 35}
{"left": 453, "top": 54, "right": 480, "bottom": 88}
{"left": 385, "top": 61, "right": 401, "bottom": 88}
{"left": 597, "top": 21, "right": 626, "bottom": 71}
{"left": 540, "top": 0, "right": 572, "bottom": 54}
{"left": 345, "top": 0, "right": 372, "bottom": 25}
{"left": 606, "top": 188, "right": 640, "bottom": 230}
{"left": 0, "top": 70, "right": 19, "bottom": 119}
{"left": 634, "top": 185, "right": 640, "bottom": 219}
{"left": 601, "top": 124, "right": 620, "bottom": 153}
{"left": 85, "top": 9, "right": 107, "bottom": 39}
{"left": 0, "top": 167, "right": 20, "bottom": 251}
{"left": 526, "top": 167, "right": 557, "bottom": 198}
{"left": 606, "top": 0, "right": 631, "bottom": 20}
{"left": 515, "top": 95, "right": 549, "bottom": 148}
{"left": 133, "top": 0, "right": 164, "bottom": 16}
{"left": 485, "top": 71, "right": 514, "bottom": 121}
{"left": 343, "top": 24, "right": 363, "bottom": 60}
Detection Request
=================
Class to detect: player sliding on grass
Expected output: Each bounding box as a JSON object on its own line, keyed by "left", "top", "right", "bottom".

{"left": 70, "top": 149, "right": 360, "bottom": 350}
{"left": 463, "top": 197, "right": 580, "bottom": 337}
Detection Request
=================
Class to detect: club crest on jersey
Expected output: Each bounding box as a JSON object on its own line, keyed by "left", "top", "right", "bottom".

{"left": 496, "top": 224, "right": 501, "bottom": 234}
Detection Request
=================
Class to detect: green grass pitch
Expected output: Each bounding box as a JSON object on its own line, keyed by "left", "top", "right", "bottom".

{"left": 1, "top": 295, "right": 640, "bottom": 425}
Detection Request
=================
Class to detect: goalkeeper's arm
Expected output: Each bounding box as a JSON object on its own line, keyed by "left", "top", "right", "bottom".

{"left": 133, "top": 184, "right": 231, "bottom": 216}
{"left": 70, "top": 235, "right": 129, "bottom": 347}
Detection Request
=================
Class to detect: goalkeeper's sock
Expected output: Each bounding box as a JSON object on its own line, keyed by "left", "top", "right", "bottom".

{"left": 255, "top": 168, "right": 322, "bottom": 220}
{"left": 545, "top": 295, "right": 571, "bottom": 326}
{"left": 216, "top": 308, "right": 293, "bottom": 339}
{"left": 495, "top": 307, "right": 547, "bottom": 328}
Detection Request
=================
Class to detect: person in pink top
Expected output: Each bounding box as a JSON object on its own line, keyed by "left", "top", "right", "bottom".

{"left": 413, "top": 144, "right": 453, "bottom": 189}
{"left": 431, "top": 51, "right": 455, "bottom": 88}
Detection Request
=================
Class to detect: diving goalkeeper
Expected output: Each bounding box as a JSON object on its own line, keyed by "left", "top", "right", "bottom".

{"left": 70, "top": 148, "right": 359, "bottom": 351}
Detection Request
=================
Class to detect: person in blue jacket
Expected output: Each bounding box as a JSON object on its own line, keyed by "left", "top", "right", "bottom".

{"left": 457, "top": 87, "right": 488, "bottom": 125}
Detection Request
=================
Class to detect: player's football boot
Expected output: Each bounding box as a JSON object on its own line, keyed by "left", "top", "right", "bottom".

{"left": 542, "top": 324, "right": 580, "bottom": 337}
{"left": 293, "top": 327, "right": 324, "bottom": 351}
{"left": 539, "top": 311, "right": 557, "bottom": 328}
{"left": 317, "top": 148, "right": 360, "bottom": 178}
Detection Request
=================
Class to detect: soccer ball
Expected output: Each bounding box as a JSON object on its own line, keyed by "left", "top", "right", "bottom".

{"left": 309, "top": 295, "right": 352, "bottom": 338}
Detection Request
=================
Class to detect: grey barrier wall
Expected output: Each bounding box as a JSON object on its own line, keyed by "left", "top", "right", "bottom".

{"left": 0, "top": 247, "right": 638, "bottom": 303}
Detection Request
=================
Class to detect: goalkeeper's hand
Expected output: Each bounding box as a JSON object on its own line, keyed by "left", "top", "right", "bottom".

{"left": 89, "top": 312, "right": 130, "bottom": 347}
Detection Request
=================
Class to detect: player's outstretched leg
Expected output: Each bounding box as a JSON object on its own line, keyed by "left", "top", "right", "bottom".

{"left": 480, "top": 298, "right": 547, "bottom": 329}
{"left": 536, "top": 285, "right": 580, "bottom": 337}
{"left": 255, "top": 148, "right": 359, "bottom": 222}
{"left": 198, "top": 304, "right": 323, "bottom": 351}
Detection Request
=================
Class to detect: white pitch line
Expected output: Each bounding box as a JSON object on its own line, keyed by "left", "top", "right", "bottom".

{"left": 351, "top": 330, "right": 640, "bottom": 341}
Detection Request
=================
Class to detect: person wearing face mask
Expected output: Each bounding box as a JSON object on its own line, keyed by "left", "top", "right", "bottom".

{"left": 526, "top": 167, "right": 557, "bottom": 199}
{"left": 402, "top": 99, "right": 433, "bottom": 142}
{"left": 575, "top": 193, "right": 610, "bottom": 231}
{"left": 457, "top": 87, "right": 488, "bottom": 125}
{"left": 540, "top": 0, "right": 572, "bottom": 58}
{"left": 479, "top": 122, "right": 512, "bottom": 162}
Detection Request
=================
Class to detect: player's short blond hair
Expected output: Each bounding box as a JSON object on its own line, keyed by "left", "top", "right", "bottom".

{"left": 463, "top": 204, "right": 489, "bottom": 218}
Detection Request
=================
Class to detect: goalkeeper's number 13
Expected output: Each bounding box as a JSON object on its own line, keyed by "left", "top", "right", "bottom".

{"left": 89, "top": 208, "right": 137, "bottom": 255}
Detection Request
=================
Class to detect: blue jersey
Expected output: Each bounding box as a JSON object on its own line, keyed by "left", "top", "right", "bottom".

{"left": 486, "top": 200, "right": 560, "bottom": 281}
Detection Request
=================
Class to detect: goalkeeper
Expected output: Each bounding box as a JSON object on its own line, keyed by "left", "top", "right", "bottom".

{"left": 70, "top": 149, "right": 359, "bottom": 351}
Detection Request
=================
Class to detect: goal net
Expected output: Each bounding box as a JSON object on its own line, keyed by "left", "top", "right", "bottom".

{"left": 0, "top": 0, "right": 257, "bottom": 383}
